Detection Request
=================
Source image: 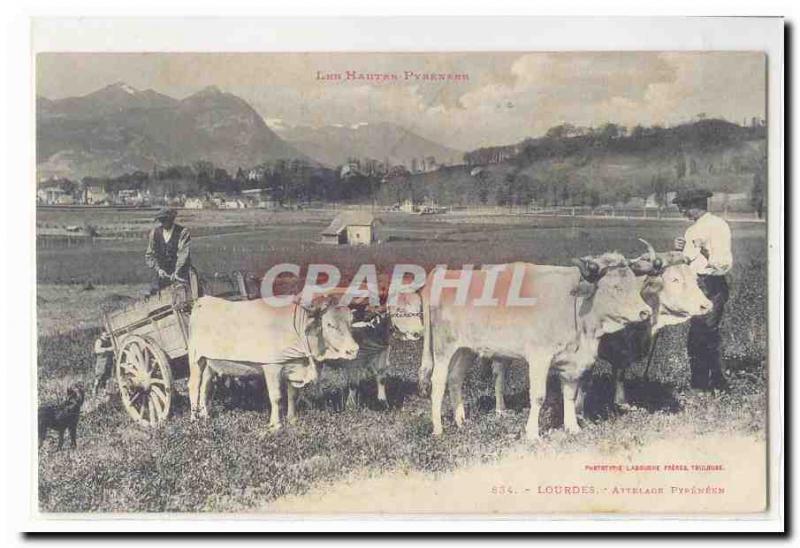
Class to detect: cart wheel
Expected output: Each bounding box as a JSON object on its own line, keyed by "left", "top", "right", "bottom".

{"left": 115, "top": 334, "right": 173, "bottom": 427}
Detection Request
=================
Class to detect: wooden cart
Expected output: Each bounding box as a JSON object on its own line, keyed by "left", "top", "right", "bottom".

{"left": 103, "top": 270, "right": 257, "bottom": 426}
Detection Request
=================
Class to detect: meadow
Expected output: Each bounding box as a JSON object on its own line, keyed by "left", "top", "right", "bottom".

{"left": 36, "top": 209, "right": 768, "bottom": 512}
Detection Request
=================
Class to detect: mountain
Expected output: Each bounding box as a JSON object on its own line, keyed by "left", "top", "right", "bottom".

{"left": 37, "top": 83, "right": 306, "bottom": 180}
{"left": 38, "top": 82, "right": 179, "bottom": 119}
{"left": 274, "top": 122, "right": 463, "bottom": 168}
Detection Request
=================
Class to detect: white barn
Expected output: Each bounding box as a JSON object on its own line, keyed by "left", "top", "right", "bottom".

{"left": 321, "top": 211, "right": 381, "bottom": 245}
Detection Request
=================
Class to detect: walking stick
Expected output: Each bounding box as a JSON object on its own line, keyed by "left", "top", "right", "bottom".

{"left": 642, "top": 329, "right": 662, "bottom": 381}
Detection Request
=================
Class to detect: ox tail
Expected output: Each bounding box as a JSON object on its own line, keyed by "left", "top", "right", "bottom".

{"left": 187, "top": 342, "right": 204, "bottom": 417}
{"left": 418, "top": 286, "right": 434, "bottom": 397}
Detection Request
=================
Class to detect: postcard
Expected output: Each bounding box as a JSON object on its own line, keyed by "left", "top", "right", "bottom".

{"left": 29, "top": 18, "right": 783, "bottom": 527}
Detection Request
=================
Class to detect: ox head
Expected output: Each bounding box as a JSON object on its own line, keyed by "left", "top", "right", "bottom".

{"left": 386, "top": 290, "right": 424, "bottom": 341}
{"left": 302, "top": 295, "right": 359, "bottom": 362}
{"left": 630, "top": 239, "right": 712, "bottom": 331}
{"left": 573, "top": 252, "right": 651, "bottom": 335}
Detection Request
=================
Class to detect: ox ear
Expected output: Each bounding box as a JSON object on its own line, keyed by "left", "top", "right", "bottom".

{"left": 627, "top": 255, "right": 653, "bottom": 276}
{"left": 572, "top": 258, "right": 605, "bottom": 283}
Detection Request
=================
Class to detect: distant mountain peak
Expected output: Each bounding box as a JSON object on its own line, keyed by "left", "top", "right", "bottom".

{"left": 277, "top": 120, "right": 463, "bottom": 167}
{"left": 104, "top": 81, "right": 139, "bottom": 95}
{"left": 194, "top": 85, "right": 224, "bottom": 97}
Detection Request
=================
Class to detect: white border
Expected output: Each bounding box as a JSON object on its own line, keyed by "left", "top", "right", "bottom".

{"left": 5, "top": 13, "right": 784, "bottom": 535}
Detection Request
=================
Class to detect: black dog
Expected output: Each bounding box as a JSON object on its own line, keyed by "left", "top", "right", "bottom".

{"left": 38, "top": 384, "right": 85, "bottom": 451}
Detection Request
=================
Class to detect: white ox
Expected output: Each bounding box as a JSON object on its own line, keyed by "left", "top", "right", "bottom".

{"left": 417, "top": 254, "right": 652, "bottom": 439}
{"left": 487, "top": 246, "right": 713, "bottom": 417}
{"left": 188, "top": 295, "right": 359, "bottom": 431}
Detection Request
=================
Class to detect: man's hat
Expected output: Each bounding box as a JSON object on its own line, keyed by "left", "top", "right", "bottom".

{"left": 154, "top": 207, "right": 177, "bottom": 221}
{"left": 673, "top": 189, "right": 713, "bottom": 208}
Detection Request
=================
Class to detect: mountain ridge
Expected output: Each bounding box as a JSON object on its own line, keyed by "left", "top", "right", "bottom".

{"left": 37, "top": 83, "right": 307, "bottom": 180}
{"left": 274, "top": 121, "right": 463, "bottom": 168}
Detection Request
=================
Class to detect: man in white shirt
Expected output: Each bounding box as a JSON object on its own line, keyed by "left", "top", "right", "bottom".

{"left": 673, "top": 189, "right": 732, "bottom": 392}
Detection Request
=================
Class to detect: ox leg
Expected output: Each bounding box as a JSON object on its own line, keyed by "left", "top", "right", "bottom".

{"left": 418, "top": 343, "right": 434, "bottom": 398}
{"left": 197, "top": 365, "right": 214, "bottom": 418}
{"left": 262, "top": 365, "right": 283, "bottom": 432}
{"left": 613, "top": 364, "right": 630, "bottom": 411}
{"left": 375, "top": 350, "right": 389, "bottom": 408}
{"left": 492, "top": 359, "right": 507, "bottom": 414}
{"left": 525, "top": 356, "right": 548, "bottom": 440}
{"left": 431, "top": 348, "right": 456, "bottom": 436}
{"left": 286, "top": 383, "right": 298, "bottom": 425}
{"left": 188, "top": 356, "right": 204, "bottom": 420}
{"left": 574, "top": 376, "right": 587, "bottom": 419}
{"left": 562, "top": 378, "right": 581, "bottom": 434}
{"left": 344, "top": 367, "right": 359, "bottom": 410}
{"left": 448, "top": 350, "right": 471, "bottom": 428}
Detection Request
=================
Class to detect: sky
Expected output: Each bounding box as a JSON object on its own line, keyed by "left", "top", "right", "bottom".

{"left": 36, "top": 52, "right": 766, "bottom": 151}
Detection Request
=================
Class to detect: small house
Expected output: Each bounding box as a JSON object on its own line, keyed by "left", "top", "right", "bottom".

{"left": 321, "top": 211, "right": 381, "bottom": 245}
{"left": 399, "top": 199, "right": 416, "bottom": 213}
{"left": 241, "top": 188, "right": 275, "bottom": 208}
{"left": 83, "top": 184, "right": 109, "bottom": 205}
{"left": 184, "top": 197, "right": 208, "bottom": 209}
{"left": 37, "top": 187, "right": 69, "bottom": 205}
{"left": 223, "top": 198, "right": 248, "bottom": 209}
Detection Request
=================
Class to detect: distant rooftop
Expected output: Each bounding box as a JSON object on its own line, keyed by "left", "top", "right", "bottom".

{"left": 322, "top": 211, "right": 380, "bottom": 235}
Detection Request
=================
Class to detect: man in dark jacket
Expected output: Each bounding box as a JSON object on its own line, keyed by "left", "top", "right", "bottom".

{"left": 145, "top": 207, "right": 192, "bottom": 294}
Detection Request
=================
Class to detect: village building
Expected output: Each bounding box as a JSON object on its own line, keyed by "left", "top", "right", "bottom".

{"left": 37, "top": 187, "right": 73, "bottom": 205}
{"left": 241, "top": 188, "right": 277, "bottom": 209}
{"left": 645, "top": 191, "right": 677, "bottom": 208}
{"left": 222, "top": 198, "right": 248, "bottom": 209}
{"left": 399, "top": 199, "right": 416, "bottom": 213}
{"left": 82, "top": 184, "right": 109, "bottom": 205}
{"left": 321, "top": 211, "right": 381, "bottom": 245}
{"left": 709, "top": 192, "right": 750, "bottom": 211}
{"left": 117, "top": 189, "right": 146, "bottom": 206}
{"left": 184, "top": 196, "right": 215, "bottom": 209}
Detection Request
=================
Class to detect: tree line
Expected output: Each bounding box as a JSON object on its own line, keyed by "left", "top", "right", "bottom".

{"left": 39, "top": 118, "right": 767, "bottom": 213}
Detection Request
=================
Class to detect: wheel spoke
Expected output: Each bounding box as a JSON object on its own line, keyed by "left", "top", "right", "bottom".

{"left": 129, "top": 389, "right": 145, "bottom": 405}
{"left": 148, "top": 398, "right": 157, "bottom": 426}
{"left": 151, "top": 385, "right": 168, "bottom": 407}
{"left": 125, "top": 390, "right": 145, "bottom": 420}
{"left": 130, "top": 343, "right": 145, "bottom": 373}
{"left": 119, "top": 361, "right": 138, "bottom": 378}
{"left": 135, "top": 393, "right": 148, "bottom": 418}
{"left": 150, "top": 388, "right": 166, "bottom": 420}
{"left": 142, "top": 346, "right": 155, "bottom": 375}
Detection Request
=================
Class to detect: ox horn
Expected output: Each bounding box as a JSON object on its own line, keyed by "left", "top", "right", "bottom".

{"left": 638, "top": 238, "right": 656, "bottom": 263}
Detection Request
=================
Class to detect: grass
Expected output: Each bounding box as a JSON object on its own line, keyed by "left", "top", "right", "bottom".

{"left": 36, "top": 212, "right": 768, "bottom": 512}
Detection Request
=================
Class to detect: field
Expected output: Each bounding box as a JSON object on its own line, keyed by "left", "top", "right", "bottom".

{"left": 36, "top": 209, "right": 768, "bottom": 512}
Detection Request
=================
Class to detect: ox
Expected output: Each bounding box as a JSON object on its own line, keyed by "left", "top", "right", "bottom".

{"left": 417, "top": 254, "right": 651, "bottom": 439}
{"left": 188, "top": 295, "right": 359, "bottom": 431}
{"left": 485, "top": 241, "right": 713, "bottom": 418}
{"left": 332, "top": 291, "right": 425, "bottom": 409}
{"left": 593, "top": 242, "right": 712, "bottom": 411}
